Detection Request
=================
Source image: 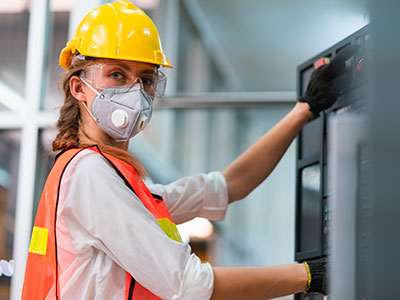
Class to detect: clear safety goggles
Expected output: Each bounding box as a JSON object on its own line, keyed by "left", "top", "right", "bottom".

{"left": 80, "top": 63, "right": 167, "bottom": 98}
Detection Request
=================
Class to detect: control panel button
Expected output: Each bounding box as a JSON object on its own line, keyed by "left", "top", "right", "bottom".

{"left": 314, "top": 57, "right": 331, "bottom": 69}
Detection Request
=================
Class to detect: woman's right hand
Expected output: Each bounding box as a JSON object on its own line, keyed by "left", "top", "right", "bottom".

{"left": 299, "top": 45, "right": 357, "bottom": 117}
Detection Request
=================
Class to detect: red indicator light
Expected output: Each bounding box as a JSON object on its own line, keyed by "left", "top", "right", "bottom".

{"left": 314, "top": 57, "right": 331, "bottom": 69}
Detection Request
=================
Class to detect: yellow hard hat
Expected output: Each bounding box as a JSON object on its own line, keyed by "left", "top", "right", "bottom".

{"left": 59, "top": 0, "right": 172, "bottom": 69}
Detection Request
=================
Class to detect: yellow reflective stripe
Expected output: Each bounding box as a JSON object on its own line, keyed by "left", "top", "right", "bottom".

{"left": 29, "top": 226, "right": 48, "bottom": 255}
{"left": 157, "top": 218, "right": 182, "bottom": 243}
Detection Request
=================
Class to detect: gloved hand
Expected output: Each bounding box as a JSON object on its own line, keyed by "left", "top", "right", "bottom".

{"left": 304, "top": 257, "right": 328, "bottom": 295}
{"left": 299, "top": 45, "right": 357, "bottom": 117}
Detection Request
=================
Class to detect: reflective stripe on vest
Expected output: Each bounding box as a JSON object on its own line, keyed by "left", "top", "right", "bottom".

{"left": 22, "top": 145, "right": 182, "bottom": 300}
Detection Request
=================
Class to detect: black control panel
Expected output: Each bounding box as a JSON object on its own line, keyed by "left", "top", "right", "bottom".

{"left": 294, "top": 25, "right": 369, "bottom": 299}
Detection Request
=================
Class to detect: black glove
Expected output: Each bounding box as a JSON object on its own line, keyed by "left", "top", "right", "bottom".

{"left": 299, "top": 45, "right": 357, "bottom": 117}
{"left": 304, "top": 257, "right": 328, "bottom": 295}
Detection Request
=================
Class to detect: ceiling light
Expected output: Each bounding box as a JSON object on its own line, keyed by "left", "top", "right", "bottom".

{"left": 129, "top": 0, "right": 160, "bottom": 10}
{"left": 177, "top": 218, "right": 214, "bottom": 241}
{"left": 50, "top": 0, "right": 77, "bottom": 12}
{"left": 0, "top": 1, "right": 27, "bottom": 13}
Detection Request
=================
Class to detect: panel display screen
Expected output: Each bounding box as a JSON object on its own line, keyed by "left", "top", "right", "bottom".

{"left": 301, "top": 66, "right": 314, "bottom": 96}
{"left": 300, "top": 118, "right": 322, "bottom": 160}
{"left": 299, "top": 164, "right": 321, "bottom": 252}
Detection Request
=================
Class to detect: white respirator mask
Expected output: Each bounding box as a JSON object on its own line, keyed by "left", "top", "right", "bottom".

{"left": 78, "top": 63, "right": 166, "bottom": 141}
{"left": 80, "top": 77, "right": 152, "bottom": 141}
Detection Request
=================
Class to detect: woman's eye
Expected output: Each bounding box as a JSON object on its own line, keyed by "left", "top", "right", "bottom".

{"left": 141, "top": 77, "right": 155, "bottom": 86}
{"left": 109, "top": 72, "right": 125, "bottom": 80}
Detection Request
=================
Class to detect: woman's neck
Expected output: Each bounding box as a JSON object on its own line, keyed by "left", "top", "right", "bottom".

{"left": 78, "top": 122, "right": 129, "bottom": 151}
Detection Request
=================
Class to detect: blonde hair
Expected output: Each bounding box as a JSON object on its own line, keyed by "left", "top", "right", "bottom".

{"left": 52, "top": 59, "right": 147, "bottom": 178}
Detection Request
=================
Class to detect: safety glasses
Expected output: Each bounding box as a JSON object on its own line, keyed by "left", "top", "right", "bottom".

{"left": 80, "top": 63, "right": 167, "bottom": 98}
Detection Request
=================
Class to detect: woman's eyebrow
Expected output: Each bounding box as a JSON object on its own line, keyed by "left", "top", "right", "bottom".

{"left": 111, "top": 63, "right": 156, "bottom": 74}
{"left": 139, "top": 69, "right": 157, "bottom": 75}
{"left": 109, "top": 63, "right": 131, "bottom": 71}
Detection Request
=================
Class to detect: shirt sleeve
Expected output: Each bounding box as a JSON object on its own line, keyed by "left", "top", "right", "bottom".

{"left": 60, "top": 151, "right": 215, "bottom": 300}
{"left": 147, "top": 172, "right": 229, "bottom": 224}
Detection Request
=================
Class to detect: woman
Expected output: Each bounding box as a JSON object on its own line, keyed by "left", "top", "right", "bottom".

{"left": 22, "top": 1, "right": 352, "bottom": 299}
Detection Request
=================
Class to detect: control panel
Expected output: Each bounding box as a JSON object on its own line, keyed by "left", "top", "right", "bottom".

{"left": 294, "top": 25, "right": 369, "bottom": 300}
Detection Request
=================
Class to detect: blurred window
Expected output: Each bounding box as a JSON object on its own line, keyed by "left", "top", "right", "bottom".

{"left": 32, "top": 129, "right": 57, "bottom": 219}
{"left": 0, "top": 2, "right": 29, "bottom": 111}
{"left": 0, "top": 130, "right": 21, "bottom": 300}
{"left": 43, "top": 6, "right": 70, "bottom": 111}
{"left": 177, "top": 4, "right": 225, "bottom": 93}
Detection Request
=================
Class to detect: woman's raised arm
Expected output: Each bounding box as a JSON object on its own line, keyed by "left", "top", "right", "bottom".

{"left": 222, "top": 101, "right": 312, "bottom": 202}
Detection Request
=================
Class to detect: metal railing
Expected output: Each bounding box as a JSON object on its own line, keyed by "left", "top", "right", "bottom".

{"left": 155, "top": 91, "right": 296, "bottom": 108}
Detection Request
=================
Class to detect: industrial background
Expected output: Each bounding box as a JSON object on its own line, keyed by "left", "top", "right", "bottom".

{"left": 4, "top": 0, "right": 396, "bottom": 299}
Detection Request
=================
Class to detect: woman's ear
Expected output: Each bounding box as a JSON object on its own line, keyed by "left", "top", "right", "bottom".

{"left": 70, "top": 76, "right": 87, "bottom": 102}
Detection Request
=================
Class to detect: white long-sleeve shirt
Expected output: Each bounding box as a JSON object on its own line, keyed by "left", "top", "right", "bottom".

{"left": 54, "top": 148, "right": 229, "bottom": 300}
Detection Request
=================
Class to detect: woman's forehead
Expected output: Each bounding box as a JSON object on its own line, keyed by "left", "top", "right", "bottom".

{"left": 87, "top": 59, "right": 157, "bottom": 72}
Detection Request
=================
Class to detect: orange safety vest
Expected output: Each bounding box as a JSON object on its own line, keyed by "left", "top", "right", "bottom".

{"left": 22, "top": 145, "right": 183, "bottom": 299}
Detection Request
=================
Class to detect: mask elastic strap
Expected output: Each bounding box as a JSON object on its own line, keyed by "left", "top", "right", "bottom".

{"left": 79, "top": 77, "right": 100, "bottom": 122}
